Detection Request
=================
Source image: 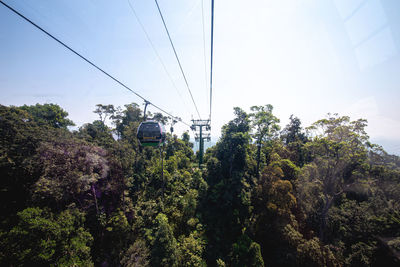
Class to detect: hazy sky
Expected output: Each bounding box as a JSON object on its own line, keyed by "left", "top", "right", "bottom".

{"left": 1, "top": 0, "right": 399, "bottom": 154}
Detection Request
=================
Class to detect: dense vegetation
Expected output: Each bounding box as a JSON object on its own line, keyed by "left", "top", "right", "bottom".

{"left": 1, "top": 103, "right": 399, "bottom": 266}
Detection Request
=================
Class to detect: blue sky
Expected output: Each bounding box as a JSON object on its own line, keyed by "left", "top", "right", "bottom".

{"left": 1, "top": 0, "right": 399, "bottom": 154}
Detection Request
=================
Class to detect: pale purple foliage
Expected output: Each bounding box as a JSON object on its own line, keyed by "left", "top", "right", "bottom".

{"left": 34, "top": 140, "right": 113, "bottom": 210}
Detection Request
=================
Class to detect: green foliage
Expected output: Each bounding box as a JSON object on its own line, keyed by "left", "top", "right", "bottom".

{"left": 216, "top": 258, "right": 227, "bottom": 267}
{"left": 177, "top": 232, "right": 206, "bottom": 267}
{"left": 77, "top": 120, "right": 115, "bottom": 147}
{"left": 20, "top": 103, "right": 74, "bottom": 129}
{"left": 298, "top": 114, "right": 370, "bottom": 242}
{"left": 151, "top": 213, "right": 178, "bottom": 267}
{"left": 281, "top": 116, "right": 309, "bottom": 167}
{"left": 281, "top": 115, "right": 307, "bottom": 145}
{"left": 2, "top": 103, "right": 400, "bottom": 266}
{"left": 102, "top": 210, "right": 132, "bottom": 264}
{"left": 0, "top": 207, "right": 93, "bottom": 266}
{"left": 216, "top": 108, "right": 251, "bottom": 176}
{"left": 345, "top": 242, "right": 375, "bottom": 266}
{"left": 296, "top": 237, "right": 338, "bottom": 267}
{"left": 202, "top": 107, "right": 253, "bottom": 264}
{"left": 94, "top": 104, "right": 116, "bottom": 123}
{"left": 249, "top": 104, "right": 280, "bottom": 144}
{"left": 120, "top": 239, "right": 150, "bottom": 267}
{"left": 279, "top": 158, "right": 300, "bottom": 181}
{"left": 251, "top": 163, "right": 299, "bottom": 266}
{"left": 231, "top": 234, "right": 264, "bottom": 267}
{"left": 0, "top": 105, "right": 65, "bottom": 218}
{"left": 250, "top": 104, "right": 280, "bottom": 175}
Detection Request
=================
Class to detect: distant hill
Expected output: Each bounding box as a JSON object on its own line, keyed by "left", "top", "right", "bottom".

{"left": 371, "top": 137, "right": 400, "bottom": 156}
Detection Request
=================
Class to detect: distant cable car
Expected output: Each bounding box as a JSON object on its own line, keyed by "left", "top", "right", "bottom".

{"left": 137, "top": 120, "right": 166, "bottom": 147}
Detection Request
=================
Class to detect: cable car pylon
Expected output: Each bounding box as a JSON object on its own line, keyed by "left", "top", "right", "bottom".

{"left": 191, "top": 119, "right": 211, "bottom": 168}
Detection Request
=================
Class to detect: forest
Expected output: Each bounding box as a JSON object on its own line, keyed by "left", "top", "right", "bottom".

{"left": 1, "top": 102, "right": 400, "bottom": 266}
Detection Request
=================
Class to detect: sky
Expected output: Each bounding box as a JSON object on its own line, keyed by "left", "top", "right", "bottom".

{"left": 1, "top": 0, "right": 399, "bottom": 154}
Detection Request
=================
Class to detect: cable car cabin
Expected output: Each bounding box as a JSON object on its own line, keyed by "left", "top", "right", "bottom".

{"left": 137, "top": 120, "right": 166, "bottom": 147}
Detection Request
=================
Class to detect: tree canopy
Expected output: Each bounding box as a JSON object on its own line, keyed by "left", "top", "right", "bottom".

{"left": 1, "top": 103, "right": 399, "bottom": 266}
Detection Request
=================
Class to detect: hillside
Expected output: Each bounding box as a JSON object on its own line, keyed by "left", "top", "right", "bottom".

{"left": 1, "top": 103, "right": 400, "bottom": 266}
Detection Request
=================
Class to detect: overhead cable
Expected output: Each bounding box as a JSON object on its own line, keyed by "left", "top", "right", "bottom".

{"left": 0, "top": 0, "right": 191, "bottom": 127}
{"left": 127, "top": 0, "right": 191, "bottom": 115}
{"left": 201, "top": 0, "right": 208, "bottom": 113}
{"left": 209, "top": 0, "right": 215, "bottom": 122}
{"left": 154, "top": 0, "right": 202, "bottom": 120}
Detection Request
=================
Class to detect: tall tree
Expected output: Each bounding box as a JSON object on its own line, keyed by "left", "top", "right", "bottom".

{"left": 297, "top": 114, "right": 369, "bottom": 241}
{"left": 202, "top": 107, "right": 253, "bottom": 264}
{"left": 281, "top": 115, "right": 306, "bottom": 145}
{"left": 281, "top": 115, "right": 308, "bottom": 166}
{"left": 249, "top": 104, "right": 280, "bottom": 176}
{"left": 0, "top": 105, "right": 53, "bottom": 218}
{"left": 19, "top": 103, "right": 74, "bottom": 129}
{"left": 94, "top": 104, "right": 116, "bottom": 123}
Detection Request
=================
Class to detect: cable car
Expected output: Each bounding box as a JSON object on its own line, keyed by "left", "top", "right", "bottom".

{"left": 137, "top": 120, "right": 166, "bottom": 147}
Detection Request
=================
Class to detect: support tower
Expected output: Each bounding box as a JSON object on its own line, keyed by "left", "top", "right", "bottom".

{"left": 191, "top": 119, "right": 211, "bottom": 168}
